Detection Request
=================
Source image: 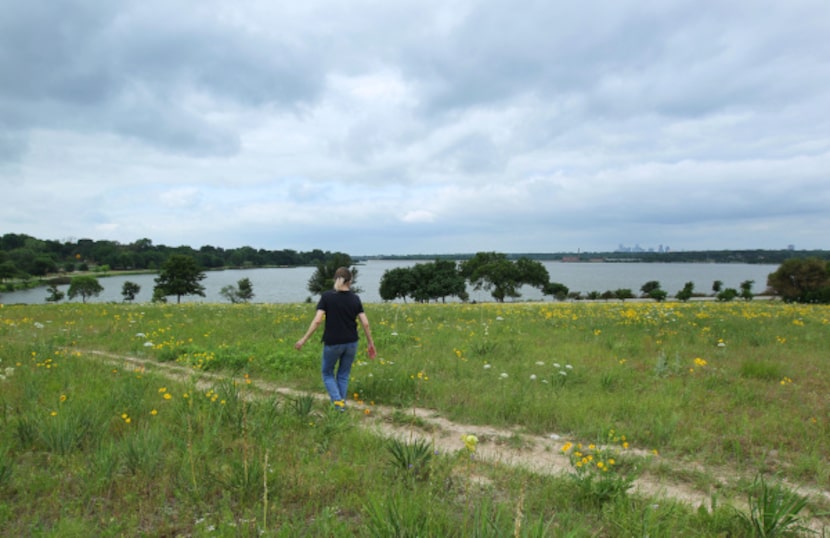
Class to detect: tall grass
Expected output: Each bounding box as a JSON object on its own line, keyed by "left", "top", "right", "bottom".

{"left": 1, "top": 300, "right": 828, "bottom": 534}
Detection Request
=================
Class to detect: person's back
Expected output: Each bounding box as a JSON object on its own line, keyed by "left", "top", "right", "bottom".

{"left": 294, "top": 267, "right": 376, "bottom": 408}
{"left": 318, "top": 289, "right": 364, "bottom": 345}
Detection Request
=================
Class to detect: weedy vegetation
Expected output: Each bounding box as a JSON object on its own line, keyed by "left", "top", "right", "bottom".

{"left": 1, "top": 300, "right": 828, "bottom": 535}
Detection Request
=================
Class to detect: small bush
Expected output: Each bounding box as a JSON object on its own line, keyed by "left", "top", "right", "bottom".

{"left": 735, "top": 474, "right": 812, "bottom": 538}
{"left": 387, "top": 438, "right": 433, "bottom": 481}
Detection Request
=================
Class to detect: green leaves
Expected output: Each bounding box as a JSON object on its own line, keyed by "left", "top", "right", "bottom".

{"left": 736, "top": 474, "right": 812, "bottom": 538}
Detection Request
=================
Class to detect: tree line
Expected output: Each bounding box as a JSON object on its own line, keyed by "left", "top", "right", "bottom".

{"left": 0, "top": 233, "right": 350, "bottom": 284}
{"left": 379, "top": 255, "right": 830, "bottom": 304}
{"left": 18, "top": 251, "right": 830, "bottom": 306}
{"left": 164, "top": 253, "right": 830, "bottom": 305}
{"left": 4, "top": 232, "right": 830, "bottom": 304}
{"left": 378, "top": 252, "right": 569, "bottom": 303}
{"left": 366, "top": 249, "right": 830, "bottom": 265}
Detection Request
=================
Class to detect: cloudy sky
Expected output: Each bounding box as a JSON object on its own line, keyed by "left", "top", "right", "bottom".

{"left": 2, "top": 1, "right": 829, "bottom": 255}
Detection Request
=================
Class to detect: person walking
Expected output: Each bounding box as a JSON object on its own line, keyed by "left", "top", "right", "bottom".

{"left": 295, "top": 267, "right": 376, "bottom": 409}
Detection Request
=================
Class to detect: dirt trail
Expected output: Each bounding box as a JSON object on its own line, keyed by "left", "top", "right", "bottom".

{"left": 84, "top": 349, "right": 828, "bottom": 531}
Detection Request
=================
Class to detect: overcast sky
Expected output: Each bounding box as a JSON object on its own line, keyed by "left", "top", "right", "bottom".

{"left": 2, "top": 1, "right": 829, "bottom": 255}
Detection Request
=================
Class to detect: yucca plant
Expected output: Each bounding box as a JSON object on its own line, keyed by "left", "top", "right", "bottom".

{"left": 736, "top": 474, "right": 812, "bottom": 537}
{"left": 387, "top": 438, "right": 433, "bottom": 481}
{"left": 289, "top": 393, "right": 316, "bottom": 417}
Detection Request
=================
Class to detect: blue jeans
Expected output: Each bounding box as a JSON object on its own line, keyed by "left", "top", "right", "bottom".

{"left": 321, "top": 341, "right": 358, "bottom": 404}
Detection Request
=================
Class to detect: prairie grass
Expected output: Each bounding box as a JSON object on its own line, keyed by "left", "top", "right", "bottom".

{"left": 1, "top": 300, "right": 828, "bottom": 535}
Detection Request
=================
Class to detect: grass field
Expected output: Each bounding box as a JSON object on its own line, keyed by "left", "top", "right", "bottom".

{"left": 1, "top": 300, "right": 828, "bottom": 536}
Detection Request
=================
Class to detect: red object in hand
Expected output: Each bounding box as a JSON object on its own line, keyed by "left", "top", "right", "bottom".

{"left": 367, "top": 345, "right": 377, "bottom": 359}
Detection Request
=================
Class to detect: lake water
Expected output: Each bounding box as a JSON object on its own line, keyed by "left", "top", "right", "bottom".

{"left": 1, "top": 260, "right": 780, "bottom": 305}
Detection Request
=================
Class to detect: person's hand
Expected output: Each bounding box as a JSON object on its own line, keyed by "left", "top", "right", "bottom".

{"left": 294, "top": 340, "right": 304, "bottom": 350}
{"left": 367, "top": 344, "right": 377, "bottom": 359}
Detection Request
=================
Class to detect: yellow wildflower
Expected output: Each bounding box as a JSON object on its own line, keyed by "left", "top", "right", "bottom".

{"left": 462, "top": 434, "right": 478, "bottom": 452}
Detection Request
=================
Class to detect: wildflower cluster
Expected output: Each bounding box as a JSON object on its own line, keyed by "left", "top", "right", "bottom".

{"left": 410, "top": 370, "right": 429, "bottom": 381}
{"left": 552, "top": 362, "right": 573, "bottom": 384}
{"left": 204, "top": 389, "right": 226, "bottom": 405}
{"left": 689, "top": 356, "right": 709, "bottom": 374}
{"left": 0, "top": 358, "right": 14, "bottom": 381}
{"left": 561, "top": 429, "right": 637, "bottom": 505}
{"left": 352, "top": 392, "right": 374, "bottom": 415}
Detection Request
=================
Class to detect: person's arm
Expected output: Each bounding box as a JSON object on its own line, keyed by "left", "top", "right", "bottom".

{"left": 295, "top": 309, "right": 325, "bottom": 350}
{"left": 358, "top": 312, "right": 376, "bottom": 358}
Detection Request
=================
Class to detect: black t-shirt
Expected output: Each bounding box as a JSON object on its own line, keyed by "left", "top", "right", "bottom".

{"left": 316, "top": 290, "right": 364, "bottom": 345}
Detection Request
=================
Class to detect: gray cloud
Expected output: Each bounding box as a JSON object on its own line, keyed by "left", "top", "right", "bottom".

{"left": 1, "top": 0, "right": 829, "bottom": 253}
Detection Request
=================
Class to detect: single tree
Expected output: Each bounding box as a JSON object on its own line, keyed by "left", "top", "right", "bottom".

{"left": 379, "top": 266, "right": 416, "bottom": 302}
{"left": 307, "top": 253, "right": 358, "bottom": 296}
{"left": 767, "top": 258, "right": 830, "bottom": 303}
{"left": 614, "top": 288, "right": 634, "bottom": 301}
{"left": 460, "top": 252, "right": 520, "bottom": 302}
{"left": 220, "top": 277, "right": 255, "bottom": 303}
{"left": 543, "top": 282, "right": 570, "bottom": 301}
{"left": 515, "top": 257, "right": 551, "bottom": 291}
{"left": 153, "top": 254, "right": 206, "bottom": 304}
{"left": 739, "top": 280, "right": 754, "bottom": 301}
{"left": 121, "top": 281, "right": 141, "bottom": 302}
{"left": 712, "top": 280, "right": 723, "bottom": 295}
{"left": 640, "top": 280, "right": 666, "bottom": 301}
{"left": 716, "top": 288, "right": 739, "bottom": 302}
{"left": 649, "top": 288, "right": 668, "bottom": 302}
{"left": 640, "top": 280, "right": 662, "bottom": 296}
{"left": 410, "top": 260, "right": 467, "bottom": 303}
{"left": 600, "top": 290, "right": 616, "bottom": 301}
{"left": 676, "top": 281, "right": 695, "bottom": 302}
{"left": 236, "top": 277, "right": 254, "bottom": 302}
{"left": 152, "top": 287, "right": 168, "bottom": 303}
{"left": 45, "top": 284, "right": 65, "bottom": 303}
{"left": 67, "top": 275, "right": 104, "bottom": 303}
{"left": 460, "top": 253, "right": 549, "bottom": 302}
{"left": 32, "top": 257, "right": 58, "bottom": 277}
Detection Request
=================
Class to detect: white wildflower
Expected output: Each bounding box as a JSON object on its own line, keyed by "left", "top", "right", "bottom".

{"left": 34, "top": 322, "right": 45, "bottom": 329}
{"left": 500, "top": 373, "right": 509, "bottom": 379}
{"left": 565, "top": 364, "right": 573, "bottom": 370}
{"left": 135, "top": 332, "right": 146, "bottom": 338}
{"left": 535, "top": 361, "right": 545, "bottom": 366}
{"left": 553, "top": 363, "right": 561, "bottom": 369}
{"left": 144, "top": 341, "right": 154, "bottom": 347}
{"left": 529, "top": 374, "right": 537, "bottom": 381}
{"left": 483, "top": 364, "right": 492, "bottom": 369}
